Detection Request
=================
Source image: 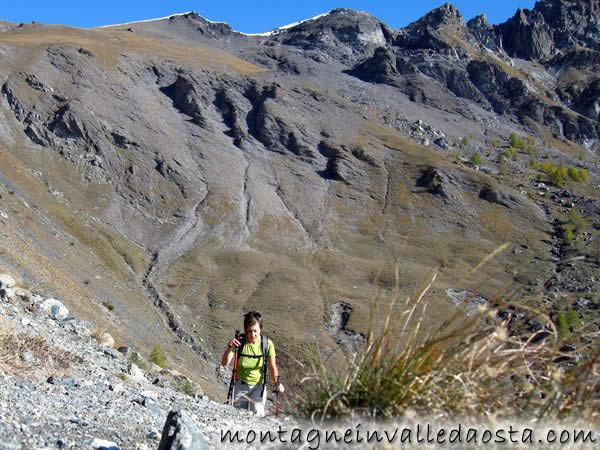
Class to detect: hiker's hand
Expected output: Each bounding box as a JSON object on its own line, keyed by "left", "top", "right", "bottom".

{"left": 275, "top": 382, "right": 285, "bottom": 393}
{"left": 227, "top": 338, "right": 241, "bottom": 349}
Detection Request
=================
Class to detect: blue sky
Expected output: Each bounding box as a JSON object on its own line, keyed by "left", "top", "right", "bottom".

{"left": 2, "top": 1, "right": 537, "bottom": 32}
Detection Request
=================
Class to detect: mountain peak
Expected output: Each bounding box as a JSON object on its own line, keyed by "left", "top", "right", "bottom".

{"left": 421, "top": 3, "right": 465, "bottom": 28}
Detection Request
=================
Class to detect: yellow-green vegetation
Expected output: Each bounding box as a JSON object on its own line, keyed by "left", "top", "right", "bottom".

{"left": 128, "top": 352, "right": 149, "bottom": 371}
{"left": 509, "top": 133, "right": 537, "bottom": 156}
{"left": 557, "top": 309, "right": 580, "bottom": 339}
{"left": 567, "top": 209, "right": 589, "bottom": 234}
{"left": 567, "top": 166, "right": 589, "bottom": 182}
{"left": 296, "top": 266, "right": 600, "bottom": 422}
{"left": 527, "top": 161, "right": 589, "bottom": 187}
{"left": 150, "top": 345, "right": 168, "bottom": 369}
{"left": 461, "top": 136, "right": 471, "bottom": 147}
{"left": 173, "top": 378, "right": 196, "bottom": 396}
{"left": 503, "top": 146, "right": 519, "bottom": 161}
{"left": 562, "top": 225, "right": 574, "bottom": 245}
{"left": 470, "top": 152, "right": 482, "bottom": 167}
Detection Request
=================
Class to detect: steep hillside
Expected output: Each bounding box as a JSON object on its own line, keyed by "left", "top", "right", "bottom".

{"left": 0, "top": 0, "right": 599, "bottom": 400}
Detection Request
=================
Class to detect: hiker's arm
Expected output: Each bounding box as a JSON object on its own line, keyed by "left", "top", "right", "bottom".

{"left": 221, "top": 347, "right": 233, "bottom": 366}
{"left": 268, "top": 356, "right": 284, "bottom": 393}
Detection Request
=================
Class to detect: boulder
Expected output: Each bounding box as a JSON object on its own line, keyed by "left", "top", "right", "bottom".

{"left": 40, "top": 298, "right": 70, "bottom": 320}
{"left": 0, "top": 274, "right": 16, "bottom": 289}
{"left": 158, "top": 408, "right": 210, "bottom": 450}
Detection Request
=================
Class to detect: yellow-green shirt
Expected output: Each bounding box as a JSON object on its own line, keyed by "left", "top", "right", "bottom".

{"left": 231, "top": 338, "right": 275, "bottom": 385}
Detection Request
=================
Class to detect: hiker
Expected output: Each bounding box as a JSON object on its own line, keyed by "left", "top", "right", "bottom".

{"left": 221, "top": 311, "right": 284, "bottom": 417}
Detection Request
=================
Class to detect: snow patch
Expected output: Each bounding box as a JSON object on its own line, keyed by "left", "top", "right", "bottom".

{"left": 97, "top": 11, "right": 228, "bottom": 29}
{"left": 240, "top": 11, "right": 332, "bottom": 37}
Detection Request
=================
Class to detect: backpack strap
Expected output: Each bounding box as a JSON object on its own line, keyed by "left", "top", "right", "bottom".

{"left": 236, "top": 334, "right": 270, "bottom": 393}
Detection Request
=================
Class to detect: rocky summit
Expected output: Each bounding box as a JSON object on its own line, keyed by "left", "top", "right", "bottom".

{"left": 0, "top": 0, "right": 600, "bottom": 446}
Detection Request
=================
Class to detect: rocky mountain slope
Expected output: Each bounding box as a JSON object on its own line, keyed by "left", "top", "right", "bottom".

{"left": 0, "top": 0, "right": 599, "bottom": 414}
{"left": 0, "top": 273, "right": 287, "bottom": 449}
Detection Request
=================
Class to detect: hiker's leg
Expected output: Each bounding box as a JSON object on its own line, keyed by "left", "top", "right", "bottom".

{"left": 247, "top": 383, "right": 266, "bottom": 417}
{"left": 232, "top": 381, "right": 250, "bottom": 410}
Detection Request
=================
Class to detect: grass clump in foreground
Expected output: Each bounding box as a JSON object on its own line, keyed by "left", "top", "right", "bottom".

{"left": 296, "top": 249, "right": 600, "bottom": 424}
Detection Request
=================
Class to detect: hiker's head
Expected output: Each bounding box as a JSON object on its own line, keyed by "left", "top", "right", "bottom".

{"left": 244, "top": 311, "right": 263, "bottom": 343}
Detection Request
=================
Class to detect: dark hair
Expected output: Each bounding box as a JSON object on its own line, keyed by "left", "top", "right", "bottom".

{"left": 244, "top": 311, "right": 263, "bottom": 333}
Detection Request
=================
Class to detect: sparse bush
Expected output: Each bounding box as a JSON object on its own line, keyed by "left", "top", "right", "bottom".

{"left": 562, "top": 225, "right": 574, "bottom": 245}
{"left": 509, "top": 133, "right": 519, "bottom": 148}
{"left": 117, "top": 373, "right": 128, "bottom": 382}
{"left": 568, "top": 209, "right": 589, "bottom": 233}
{"left": 150, "top": 345, "right": 167, "bottom": 369}
{"left": 173, "top": 378, "right": 195, "bottom": 396}
{"left": 461, "top": 136, "right": 471, "bottom": 147}
{"left": 579, "top": 153, "right": 585, "bottom": 161}
{"left": 470, "top": 152, "right": 482, "bottom": 167}
{"left": 504, "top": 147, "right": 519, "bottom": 160}
{"left": 0, "top": 327, "right": 81, "bottom": 372}
{"left": 128, "top": 352, "right": 149, "bottom": 371}
{"left": 567, "top": 167, "right": 589, "bottom": 182}
{"left": 557, "top": 313, "right": 570, "bottom": 339}
{"left": 566, "top": 308, "right": 580, "bottom": 330}
{"left": 491, "top": 139, "right": 500, "bottom": 149}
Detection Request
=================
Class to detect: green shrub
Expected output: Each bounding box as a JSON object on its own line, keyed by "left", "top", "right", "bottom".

{"left": 525, "top": 145, "right": 537, "bottom": 156}
{"left": 568, "top": 209, "right": 589, "bottom": 233}
{"left": 471, "top": 152, "right": 482, "bottom": 167}
{"left": 491, "top": 139, "right": 500, "bottom": 149}
{"left": 128, "top": 352, "right": 148, "bottom": 371}
{"left": 557, "top": 313, "right": 570, "bottom": 339}
{"left": 504, "top": 147, "right": 519, "bottom": 161}
{"left": 563, "top": 225, "right": 574, "bottom": 245}
{"left": 150, "top": 345, "right": 167, "bottom": 369}
{"left": 462, "top": 136, "right": 471, "bottom": 147}
{"left": 579, "top": 153, "right": 585, "bottom": 161}
{"left": 509, "top": 133, "right": 519, "bottom": 148}
{"left": 173, "top": 378, "right": 195, "bottom": 396}
{"left": 567, "top": 167, "right": 589, "bottom": 182}
{"left": 566, "top": 309, "right": 580, "bottom": 330}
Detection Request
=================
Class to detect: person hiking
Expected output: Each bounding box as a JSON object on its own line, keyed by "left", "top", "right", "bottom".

{"left": 221, "top": 311, "right": 284, "bottom": 417}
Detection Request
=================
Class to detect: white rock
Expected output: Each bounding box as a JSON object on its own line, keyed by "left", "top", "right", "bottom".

{"left": 0, "top": 274, "right": 16, "bottom": 289}
{"left": 127, "top": 363, "right": 145, "bottom": 380}
{"left": 21, "top": 318, "right": 31, "bottom": 327}
{"left": 87, "top": 438, "right": 120, "bottom": 449}
{"left": 13, "top": 287, "right": 32, "bottom": 302}
{"left": 99, "top": 332, "right": 114, "bottom": 347}
{"left": 40, "top": 298, "right": 70, "bottom": 320}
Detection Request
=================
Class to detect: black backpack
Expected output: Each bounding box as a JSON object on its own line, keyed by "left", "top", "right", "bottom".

{"left": 237, "top": 334, "right": 269, "bottom": 396}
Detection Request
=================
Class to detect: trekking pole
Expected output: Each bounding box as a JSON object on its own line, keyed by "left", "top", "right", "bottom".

{"left": 273, "top": 375, "right": 281, "bottom": 417}
{"left": 226, "top": 330, "right": 241, "bottom": 405}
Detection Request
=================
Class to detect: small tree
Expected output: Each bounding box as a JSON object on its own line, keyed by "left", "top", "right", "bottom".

{"left": 563, "top": 225, "right": 574, "bottom": 245}
{"left": 150, "top": 345, "right": 167, "bottom": 369}
{"left": 557, "top": 313, "right": 570, "bottom": 339}
{"left": 509, "top": 133, "right": 519, "bottom": 148}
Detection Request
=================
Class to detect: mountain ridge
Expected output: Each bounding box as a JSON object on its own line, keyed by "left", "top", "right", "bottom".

{"left": 0, "top": 0, "right": 598, "bottom": 434}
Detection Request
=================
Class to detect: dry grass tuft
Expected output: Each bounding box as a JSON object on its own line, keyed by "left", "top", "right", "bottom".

{"left": 0, "top": 326, "right": 81, "bottom": 373}
{"left": 295, "top": 248, "right": 600, "bottom": 424}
